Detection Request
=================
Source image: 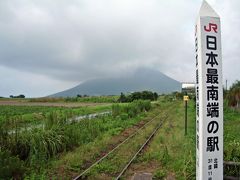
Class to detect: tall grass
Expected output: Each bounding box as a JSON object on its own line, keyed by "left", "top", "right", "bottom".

{"left": 0, "top": 100, "right": 149, "bottom": 179}
{"left": 112, "top": 100, "right": 151, "bottom": 118}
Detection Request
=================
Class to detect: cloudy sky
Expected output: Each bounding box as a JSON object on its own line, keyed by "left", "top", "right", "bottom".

{"left": 0, "top": 0, "right": 239, "bottom": 97}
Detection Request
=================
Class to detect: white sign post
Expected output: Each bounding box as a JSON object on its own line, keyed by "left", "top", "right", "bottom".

{"left": 195, "top": 1, "right": 223, "bottom": 180}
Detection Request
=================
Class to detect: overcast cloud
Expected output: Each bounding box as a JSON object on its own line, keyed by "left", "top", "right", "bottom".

{"left": 0, "top": 0, "right": 239, "bottom": 97}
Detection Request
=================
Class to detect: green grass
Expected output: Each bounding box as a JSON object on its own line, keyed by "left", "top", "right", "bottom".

{"left": 134, "top": 100, "right": 196, "bottom": 179}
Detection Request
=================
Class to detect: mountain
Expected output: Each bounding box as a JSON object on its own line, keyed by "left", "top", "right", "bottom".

{"left": 50, "top": 68, "right": 181, "bottom": 97}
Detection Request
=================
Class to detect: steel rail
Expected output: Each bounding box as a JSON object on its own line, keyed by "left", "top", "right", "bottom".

{"left": 73, "top": 111, "right": 164, "bottom": 180}
{"left": 115, "top": 118, "right": 165, "bottom": 180}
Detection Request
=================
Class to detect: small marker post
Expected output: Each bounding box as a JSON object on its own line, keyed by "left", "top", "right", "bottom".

{"left": 183, "top": 95, "right": 189, "bottom": 136}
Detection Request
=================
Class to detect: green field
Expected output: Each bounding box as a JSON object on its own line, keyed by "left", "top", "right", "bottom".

{"left": 0, "top": 100, "right": 153, "bottom": 179}
{"left": 0, "top": 105, "right": 111, "bottom": 129}
{"left": 28, "top": 96, "right": 119, "bottom": 103}
{"left": 0, "top": 97, "right": 239, "bottom": 179}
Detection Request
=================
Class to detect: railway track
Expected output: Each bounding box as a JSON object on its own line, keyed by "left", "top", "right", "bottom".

{"left": 73, "top": 109, "right": 168, "bottom": 180}
{"left": 115, "top": 119, "right": 164, "bottom": 180}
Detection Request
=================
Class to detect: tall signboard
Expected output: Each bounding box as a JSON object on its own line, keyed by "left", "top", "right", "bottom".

{"left": 195, "top": 1, "right": 223, "bottom": 179}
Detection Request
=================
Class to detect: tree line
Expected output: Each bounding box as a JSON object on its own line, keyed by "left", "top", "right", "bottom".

{"left": 9, "top": 94, "right": 25, "bottom": 98}
{"left": 118, "top": 91, "right": 158, "bottom": 102}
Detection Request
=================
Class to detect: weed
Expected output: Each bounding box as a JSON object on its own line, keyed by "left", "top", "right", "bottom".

{"left": 161, "top": 145, "right": 170, "bottom": 166}
{"left": 153, "top": 169, "right": 166, "bottom": 180}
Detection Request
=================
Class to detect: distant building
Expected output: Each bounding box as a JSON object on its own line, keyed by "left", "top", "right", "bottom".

{"left": 182, "top": 82, "right": 195, "bottom": 94}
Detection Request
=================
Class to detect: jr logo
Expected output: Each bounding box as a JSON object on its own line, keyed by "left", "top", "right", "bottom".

{"left": 204, "top": 23, "right": 218, "bottom": 33}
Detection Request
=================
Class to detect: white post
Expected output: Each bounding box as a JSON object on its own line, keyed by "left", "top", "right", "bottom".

{"left": 195, "top": 1, "right": 223, "bottom": 180}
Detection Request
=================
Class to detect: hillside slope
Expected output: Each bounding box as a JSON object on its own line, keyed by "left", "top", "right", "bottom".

{"left": 50, "top": 68, "right": 181, "bottom": 97}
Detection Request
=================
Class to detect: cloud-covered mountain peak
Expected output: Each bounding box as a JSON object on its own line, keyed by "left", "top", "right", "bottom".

{"left": 50, "top": 67, "right": 181, "bottom": 97}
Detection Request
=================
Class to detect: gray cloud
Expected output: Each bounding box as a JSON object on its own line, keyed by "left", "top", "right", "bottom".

{"left": 0, "top": 0, "right": 239, "bottom": 96}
